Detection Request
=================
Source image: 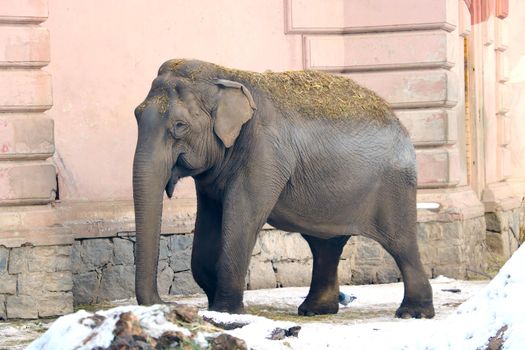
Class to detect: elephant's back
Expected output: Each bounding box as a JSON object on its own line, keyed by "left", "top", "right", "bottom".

{"left": 159, "top": 59, "right": 397, "bottom": 126}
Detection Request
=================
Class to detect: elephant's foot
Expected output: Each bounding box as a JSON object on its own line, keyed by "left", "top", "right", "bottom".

{"left": 136, "top": 293, "right": 164, "bottom": 306}
{"left": 298, "top": 298, "right": 339, "bottom": 316}
{"left": 395, "top": 300, "right": 435, "bottom": 319}
{"left": 209, "top": 301, "right": 245, "bottom": 315}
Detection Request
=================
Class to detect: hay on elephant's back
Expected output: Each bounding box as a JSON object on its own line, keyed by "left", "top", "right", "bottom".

{"left": 161, "top": 59, "right": 395, "bottom": 123}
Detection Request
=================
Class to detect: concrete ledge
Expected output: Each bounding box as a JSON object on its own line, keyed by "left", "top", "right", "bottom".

{"left": 0, "top": 70, "right": 52, "bottom": 112}
{"left": 0, "top": 227, "right": 72, "bottom": 248}
{"left": 0, "top": 161, "right": 56, "bottom": 205}
{"left": 417, "top": 187, "right": 485, "bottom": 222}
{"left": 506, "top": 177, "right": 525, "bottom": 198}
{"left": 0, "top": 25, "right": 50, "bottom": 67}
{"left": 397, "top": 109, "right": 457, "bottom": 146}
{"left": 285, "top": 0, "right": 456, "bottom": 34}
{"left": 0, "top": 114, "right": 54, "bottom": 160}
{"left": 56, "top": 199, "right": 197, "bottom": 239}
{"left": 0, "top": 0, "right": 48, "bottom": 24}
{"left": 346, "top": 70, "right": 458, "bottom": 109}
{"left": 482, "top": 181, "right": 523, "bottom": 212}
{"left": 304, "top": 30, "right": 454, "bottom": 72}
{"left": 416, "top": 146, "right": 460, "bottom": 188}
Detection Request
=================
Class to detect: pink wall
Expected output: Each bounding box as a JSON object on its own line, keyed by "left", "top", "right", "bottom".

{"left": 46, "top": 0, "right": 302, "bottom": 201}
{"left": 507, "top": 0, "right": 525, "bottom": 196}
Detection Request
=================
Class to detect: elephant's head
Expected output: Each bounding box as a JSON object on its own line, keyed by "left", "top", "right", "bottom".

{"left": 133, "top": 62, "right": 257, "bottom": 305}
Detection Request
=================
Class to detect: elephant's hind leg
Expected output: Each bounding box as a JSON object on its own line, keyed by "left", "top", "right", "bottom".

{"left": 298, "top": 234, "right": 350, "bottom": 316}
{"left": 371, "top": 190, "right": 435, "bottom": 319}
{"left": 386, "top": 240, "right": 435, "bottom": 319}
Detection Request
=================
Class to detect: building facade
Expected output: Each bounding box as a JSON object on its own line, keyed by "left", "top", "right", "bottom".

{"left": 0, "top": 0, "right": 523, "bottom": 319}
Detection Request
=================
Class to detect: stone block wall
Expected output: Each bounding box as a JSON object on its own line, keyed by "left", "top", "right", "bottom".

{"left": 72, "top": 234, "right": 202, "bottom": 305}
{"left": 485, "top": 206, "right": 523, "bottom": 272}
{"left": 0, "top": 245, "right": 73, "bottom": 320}
{"left": 70, "top": 219, "right": 492, "bottom": 305}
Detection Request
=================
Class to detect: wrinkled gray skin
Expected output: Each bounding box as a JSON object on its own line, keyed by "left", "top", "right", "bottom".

{"left": 133, "top": 59, "right": 434, "bottom": 319}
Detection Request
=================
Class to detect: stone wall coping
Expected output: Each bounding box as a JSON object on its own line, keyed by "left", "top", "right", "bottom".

{"left": 55, "top": 199, "right": 196, "bottom": 239}
{"left": 482, "top": 181, "right": 523, "bottom": 212}
{"left": 0, "top": 226, "right": 72, "bottom": 248}
{"left": 0, "top": 0, "right": 48, "bottom": 24}
{"left": 417, "top": 186, "right": 486, "bottom": 222}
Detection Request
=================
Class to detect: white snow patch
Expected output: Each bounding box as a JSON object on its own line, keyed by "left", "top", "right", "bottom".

{"left": 424, "top": 244, "right": 525, "bottom": 349}
{"left": 26, "top": 305, "right": 189, "bottom": 350}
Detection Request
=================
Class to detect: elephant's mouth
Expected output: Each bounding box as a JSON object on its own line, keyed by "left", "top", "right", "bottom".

{"left": 175, "top": 153, "right": 192, "bottom": 170}
{"left": 165, "top": 154, "right": 194, "bottom": 198}
{"left": 165, "top": 172, "right": 179, "bottom": 198}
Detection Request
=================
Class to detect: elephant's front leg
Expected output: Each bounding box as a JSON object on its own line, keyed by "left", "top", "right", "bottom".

{"left": 211, "top": 175, "right": 286, "bottom": 314}
{"left": 191, "top": 190, "right": 222, "bottom": 308}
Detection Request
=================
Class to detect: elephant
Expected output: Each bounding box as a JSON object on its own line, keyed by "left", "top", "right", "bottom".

{"left": 132, "top": 59, "right": 435, "bottom": 319}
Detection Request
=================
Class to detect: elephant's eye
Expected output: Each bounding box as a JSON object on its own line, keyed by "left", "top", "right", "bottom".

{"left": 171, "top": 121, "right": 189, "bottom": 138}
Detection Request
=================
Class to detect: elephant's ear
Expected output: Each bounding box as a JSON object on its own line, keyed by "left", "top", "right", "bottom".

{"left": 213, "top": 79, "right": 257, "bottom": 148}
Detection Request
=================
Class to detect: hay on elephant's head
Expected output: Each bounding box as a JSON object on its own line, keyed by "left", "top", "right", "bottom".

{"left": 160, "top": 59, "right": 394, "bottom": 123}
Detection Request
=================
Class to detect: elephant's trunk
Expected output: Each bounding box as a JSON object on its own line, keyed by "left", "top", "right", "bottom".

{"left": 133, "top": 150, "right": 171, "bottom": 305}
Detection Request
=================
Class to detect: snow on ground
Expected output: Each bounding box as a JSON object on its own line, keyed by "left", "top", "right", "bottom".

{"left": 26, "top": 305, "right": 194, "bottom": 350}
{"left": 10, "top": 245, "right": 525, "bottom": 349}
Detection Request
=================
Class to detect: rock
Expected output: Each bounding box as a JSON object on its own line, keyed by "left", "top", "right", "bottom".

{"left": 53, "top": 245, "right": 72, "bottom": 272}
{"left": 0, "top": 295, "right": 6, "bottom": 320}
{"left": 337, "top": 258, "right": 353, "bottom": 285}
{"left": 17, "top": 272, "right": 45, "bottom": 295}
{"left": 114, "top": 311, "right": 147, "bottom": 338}
{"left": 28, "top": 246, "right": 59, "bottom": 272}
{"left": 267, "top": 326, "right": 301, "bottom": 339}
{"left": 169, "top": 248, "right": 192, "bottom": 273}
{"left": 210, "top": 333, "right": 247, "bottom": 350}
{"left": 441, "top": 288, "right": 462, "bottom": 293}
{"left": 106, "top": 335, "right": 154, "bottom": 350}
{"left": 487, "top": 325, "right": 508, "bottom": 350}
{"left": 45, "top": 271, "right": 73, "bottom": 292}
{"left": 157, "top": 265, "right": 174, "bottom": 295}
{"left": 108, "top": 312, "right": 155, "bottom": 350}
{"left": 0, "top": 273, "right": 17, "bottom": 295}
{"left": 0, "top": 246, "right": 8, "bottom": 273}
{"left": 71, "top": 241, "right": 83, "bottom": 274}
{"left": 8, "top": 247, "right": 28, "bottom": 274}
{"left": 159, "top": 236, "right": 170, "bottom": 261}
{"left": 286, "top": 326, "right": 301, "bottom": 337}
{"left": 98, "top": 265, "right": 135, "bottom": 301}
{"left": 258, "top": 231, "right": 311, "bottom": 261}
{"left": 267, "top": 328, "right": 286, "bottom": 340}
{"left": 156, "top": 331, "right": 186, "bottom": 349}
{"left": 113, "top": 238, "right": 135, "bottom": 265}
{"left": 273, "top": 260, "right": 312, "bottom": 287}
{"left": 353, "top": 237, "right": 384, "bottom": 262}
{"left": 18, "top": 271, "right": 73, "bottom": 295}
{"left": 36, "top": 292, "right": 74, "bottom": 317}
{"left": 170, "top": 234, "right": 193, "bottom": 251}
{"left": 202, "top": 316, "right": 249, "bottom": 330}
{"left": 247, "top": 256, "right": 277, "bottom": 289}
{"left": 165, "top": 303, "right": 199, "bottom": 323}
{"left": 376, "top": 262, "right": 401, "bottom": 284}
{"left": 81, "top": 239, "right": 113, "bottom": 270}
{"left": 170, "top": 271, "right": 203, "bottom": 295}
{"left": 73, "top": 271, "right": 100, "bottom": 305}
{"left": 6, "top": 295, "right": 38, "bottom": 319}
